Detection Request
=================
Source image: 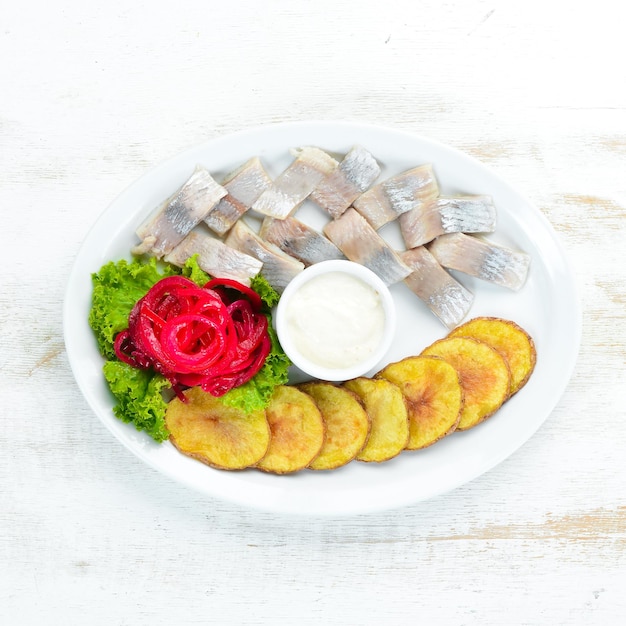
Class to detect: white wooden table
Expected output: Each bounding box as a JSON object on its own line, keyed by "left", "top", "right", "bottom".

{"left": 2, "top": 1, "right": 625, "bottom": 624}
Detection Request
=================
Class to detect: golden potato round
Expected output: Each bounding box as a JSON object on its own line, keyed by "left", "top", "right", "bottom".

{"left": 165, "top": 387, "right": 270, "bottom": 470}
{"left": 343, "top": 377, "right": 409, "bottom": 463}
{"left": 448, "top": 316, "right": 536, "bottom": 396}
{"left": 299, "top": 382, "right": 370, "bottom": 470}
{"left": 378, "top": 355, "right": 462, "bottom": 449}
{"left": 421, "top": 336, "right": 511, "bottom": 430}
{"left": 256, "top": 385, "right": 325, "bottom": 474}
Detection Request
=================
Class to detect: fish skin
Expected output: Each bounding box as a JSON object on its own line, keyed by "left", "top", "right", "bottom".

{"left": 353, "top": 164, "right": 439, "bottom": 230}
{"left": 400, "top": 195, "right": 497, "bottom": 249}
{"left": 251, "top": 147, "right": 338, "bottom": 219}
{"left": 428, "top": 232, "right": 530, "bottom": 291}
{"left": 134, "top": 166, "right": 227, "bottom": 258}
{"left": 204, "top": 157, "right": 272, "bottom": 236}
{"left": 164, "top": 229, "right": 263, "bottom": 286}
{"left": 222, "top": 157, "right": 273, "bottom": 206}
{"left": 260, "top": 216, "right": 344, "bottom": 266}
{"left": 224, "top": 219, "right": 304, "bottom": 293}
{"left": 204, "top": 195, "right": 249, "bottom": 237}
{"left": 401, "top": 247, "right": 473, "bottom": 329}
{"left": 323, "top": 208, "right": 412, "bottom": 286}
{"left": 310, "top": 145, "right": 381, "bottom": 219}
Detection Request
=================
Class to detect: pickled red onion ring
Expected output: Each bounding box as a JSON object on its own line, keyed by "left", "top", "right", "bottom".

{"left": 113, "top": 275, "right": 271, "bottom": 398}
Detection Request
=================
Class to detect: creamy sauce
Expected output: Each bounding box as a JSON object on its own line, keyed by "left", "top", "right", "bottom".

{"left": 285, "top": 271, "right": 386, "bottom": 369}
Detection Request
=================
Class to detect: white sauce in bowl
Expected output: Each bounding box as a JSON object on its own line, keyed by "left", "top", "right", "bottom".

{"left": 283, "top": 271, "right": 386, "bottom": 369}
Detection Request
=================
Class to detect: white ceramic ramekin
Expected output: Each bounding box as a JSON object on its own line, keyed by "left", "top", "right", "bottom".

{"left": 275, "top": 260, "right": 396, "bottom": 382}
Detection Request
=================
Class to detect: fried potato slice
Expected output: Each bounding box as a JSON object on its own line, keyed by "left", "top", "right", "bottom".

{"left": 256, "top": 385, "right": 325, "bottom": 474}
{"left": 299, "top": 382, "right": 370, "bottom": 470}
{"left": 448, "top": 317, "right": 536, "bottom": 396}
{"left": 343, "top": 377, "right": 409, "bottom": 463}
{"left": 421, "top": 337, "right": 511, "bottom": 430}
{"left": 377, "top": 356, "right": 462, "bottom": 449}
{"left": 165, "top": 386, "right": 270, "bottom": 470}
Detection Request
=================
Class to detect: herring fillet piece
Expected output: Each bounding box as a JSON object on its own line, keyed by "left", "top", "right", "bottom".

{"left": 400, "top": 195, "right": 497, "bottom": 249}
{"left": 260, "top": 217, "right": 344, "bottom": 266}
{"left": 353, "top": 164, "right": 439, "bottom": 230}
{"left": 134, "top": 166, "right": 227, "bottom": 258}
{"left": 204, "top": 157, "right": 272, "bottom": 236}
{"left": 164, "top": 230, "right": 263, "bottom": 286}
{"left": 224, "top": 219, "right": 304, "bottom": 293}
{"left": 251, "top": 147, "right": 339, "bottom": 219}
{"left": 401, "top": 247, "right": 473, "bottom": 329}
{"left": 309, "top": 145, "right": 381, "bottom": 219}
{"left": 323, "top": 208, "right": 411, "bottom": 286}
{"left": 428, "top": 233, "right": 530, "bottom": 291}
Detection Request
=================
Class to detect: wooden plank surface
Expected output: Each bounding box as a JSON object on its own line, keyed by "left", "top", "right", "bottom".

{"left": 2, "top": 1, "right": 625, "bottom": 624}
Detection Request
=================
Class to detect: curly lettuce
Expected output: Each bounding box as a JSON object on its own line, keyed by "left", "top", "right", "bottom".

{"left": 221, "top": 324, "right": 290, "bottom": 413}
{"left": 219, "top": 274, "right": 291, "bottom": 412}
{"left": 249, "top": 273, "right": 281, "bottom": 309}
{"left": 89, "top": 257, "right": 178, "bottom": 360}
{"left": 103, "top": 361, "right": 171, "bottom": 442}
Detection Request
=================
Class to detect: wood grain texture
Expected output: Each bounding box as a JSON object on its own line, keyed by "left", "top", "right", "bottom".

{"left": 2, "top": 1, "right": 625, "bottom": 624}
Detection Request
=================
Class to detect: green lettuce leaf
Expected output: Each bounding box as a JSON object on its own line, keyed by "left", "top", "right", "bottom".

{"left": 89, "top": 257, "right": 179, "bottom": 442}
{"left": 250, "top": 274, "right": 281, "bottom": 309}
{"left": 220, "top": 324, "right": 291, "bottom": 413}
{"left": 181, "top": 255, "right": 211, "bottom": 286}
{"left": 89, "top": 257, "right": 178, "bottom": 360}
{"left": 103, "top": 360, "right": 171, "bottom": 442}
{"left": 220, "top": 276, "right": 291, "bottom": 412}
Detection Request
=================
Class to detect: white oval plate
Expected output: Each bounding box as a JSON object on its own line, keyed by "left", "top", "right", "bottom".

{"left": 64, "top": 121, "right": 581, "bottom": 516}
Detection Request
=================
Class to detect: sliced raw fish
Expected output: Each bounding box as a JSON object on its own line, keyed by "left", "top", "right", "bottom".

{"left": 225, "top": 219, "right": 304, "bottom": 293}
{"left": 353, "top": 164, "right": 439, "bottom": 230}
{"left": 401, "top": 247, "right": 473, "bottom": 329}
{"left": 428, "top": 233, "right": 530, "bottom": 291}
{"left": 400, "top": 195, "right": 496, "bottom": 248}
{"left": 204, "top": 157, "right": 272, "bottom": 236}
{"left": 164, "top": 229, "right": 263, "bottom": 286}
{"left": 134, "top": 166, "right": 227, "bottom": 258}
{"left": 323, "top": 208, "right": 411, "bottom": 286}
{"left": 309, "top": 145, "right": 381, "bottom": 219}
{"left": 222, "top": 156, "right": 273, "bottom": 205}
{"left": 251, "top": 147, "right": 338, "bottom": 219}
{"left": 259, "top": 216, "right": 344, "bottom": 266}
{"left": 204, "top": 195, "right": 248, "bottom": 237}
